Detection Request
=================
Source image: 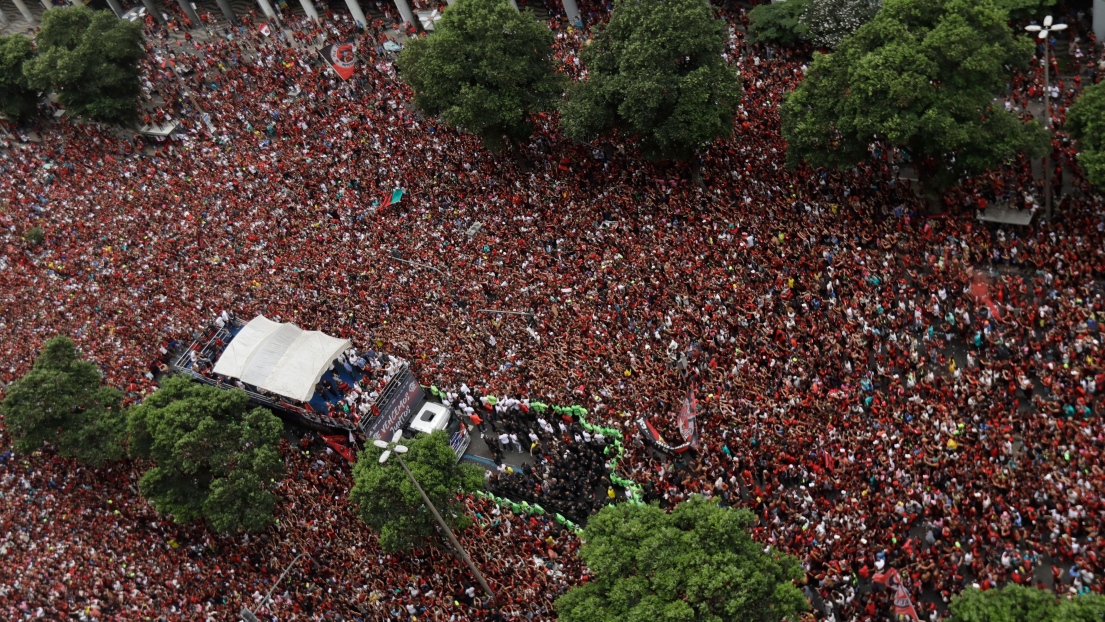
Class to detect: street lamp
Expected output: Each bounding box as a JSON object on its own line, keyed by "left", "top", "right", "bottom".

{"left": 1026, "top": 15, "right": 1066, "bottom": 221}
{"left": 388, "top": 250, "right": 451, "bottom": 282}
{"left": 475, "top": 309, "right": 534, "bottom": 317}
{"left": 374, "top": 431, "right": 497, "bottom": 604}
{"left": 240, "top": 552, "right": 310, "bottom": 622}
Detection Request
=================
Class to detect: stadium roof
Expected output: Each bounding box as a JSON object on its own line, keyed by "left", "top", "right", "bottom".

{"left": 212, "top": 315, "right": 351, "bottom": 402}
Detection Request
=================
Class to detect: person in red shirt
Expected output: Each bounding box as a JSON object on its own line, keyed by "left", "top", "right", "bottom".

{"left": 469, "top": 411, "right": 485, "bottom": 433}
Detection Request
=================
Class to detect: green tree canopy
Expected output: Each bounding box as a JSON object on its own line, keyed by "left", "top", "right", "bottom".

{"left": 1067, "top": 81, "right": 1105, "bottom": 188}
{"left": 994, "top": 0, "right": 1057, "bottom": 19}
{"left": 127, "top": 376, "right": 285, "bottom": 534}
{"left": 555, "top": 496, "right": 808, "bottom": 622}
{"left": 397, "top": 0, "right": 563, "bottom": 153}
{"left": 1, "top": 336, "right": 127, "bottom": 466}
{"left": 23, "top": 6, "right": 144, "bottom": 124}
{"left": 949, "top": 584, "right": 1105, "bottom": 622}
{"left": 349, "top": 429, "right": 484, "bottom": 552}
{"left": 748, "top": 0, "right": 810, "bottom": 45}
{"left": 0, "top": 35, "right": 38, "bottom": 122}
{"left": 560, "top": 0, "right": 742, "bottom": 162}
{"left": 780, "top": 0, "right": 1048, "bottom": 197}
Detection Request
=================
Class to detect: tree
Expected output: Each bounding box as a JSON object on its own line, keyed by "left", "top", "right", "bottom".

{"left": 22, "top": 7, "right": 144, "bottom": 124}
{"left": 398, "top": 0, "right": 563, "bottom": 153}
{"left": 949, "top": 584, "right": 1105, "bottom": 622}
{"left": 349, "top": 429, "right": 484, "bottom": 552}
{"left": 0, "top": 35, "right": 38, "bottom": 122}
{"left": 22, "top": 226, "right": 45, "bottom": 247}
{"left": 560, "top": 0, "right": 742, "bottom": 162}
{"left": 747, "top": 0, "right": 810, "bottom": 45}
{"left": 1067, "top": 81, "right": 1105, "bottom": 188}
{"left": 993, "top": 0, "right": 1057, "bottom": 19}
{"left": 555, "top": 496, "right": 808, "bottom": 622}
{"left": 800, "top": 0, "right": 882, "bottom": 49}
{"left": 127, "top": 376, "right": 284, "bottom": 534}
{"left": 1, "top": 336, "right": 127, "bottom": 466}
{"left": 780, "top": 0, "right": 1049, "bottom": 199}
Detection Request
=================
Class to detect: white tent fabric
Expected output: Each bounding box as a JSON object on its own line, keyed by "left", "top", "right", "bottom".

{"left": 263, "top": 331, "right": 351, "bottom": 400}
{"left": 212, "top": 315, "right": 282, "bottom": 378}
{"left": 211, "top": 315, "right": 352, "bottom": 402}
{"left": 239, "top": 323, "right": 301, "bottom": 388}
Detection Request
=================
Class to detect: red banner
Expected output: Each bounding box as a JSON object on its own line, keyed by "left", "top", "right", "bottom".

{"left": 676, "top": 386, "right": 699, "bottom": 449}
{"left": 872, "top": 568, "right": 920, "bottom": 622}
{"left": 321, "top": 434, "right": 356, "bottom": 463}
{"left": 320, "top": 41, "right": 356, "bottom": 80}
{"left": 636, "top": 418, "right": 693, "bottom": 454}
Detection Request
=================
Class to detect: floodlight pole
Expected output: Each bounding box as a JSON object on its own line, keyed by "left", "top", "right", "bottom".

{"left": 240, "top": 552, "right": 309, "bottom": 621}
{"left": 475, "top": 309, "right": 534, "bottom": 317}
{"left": 392, "top": 452, "right": 497, "bottom": 605}
{"left": 377, "top": 433, "right": 495, "bottom": 605}
{"left": 388, "top": 253, "right": 451, "bottom": 282}
{"left": 1044, "top": 42, "right": 1052, "bottom": 220}
{"left": 1026, "top": 16, "right": 1066, "bottom": 221}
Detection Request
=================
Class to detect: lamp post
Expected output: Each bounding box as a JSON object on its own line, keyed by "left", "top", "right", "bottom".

{"left": 1026, "top": 15, "right": 1066, "bottom": 221}
{"left": 475, "top": 309, "right": 534, "bottom": 317}
{"left": 240, "top": 552, "right": 310, "bottom": 622}
{"left": 374, "top": 431, "right": 497, "bottom": 605}
{"left": 388, "top": 251, "right": 451, "bottom": 282}
{"left": 387, "top": 250, "right": 458, "bottom": 306}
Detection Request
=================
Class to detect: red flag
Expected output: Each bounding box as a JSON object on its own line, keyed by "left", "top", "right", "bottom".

{"left": 677, "top": 385, "right": 699, "bottom": 449}
{"left": 636, "top": 417, "right": 694, "bottom": 454}
{"left": 872, "top": 568, "right": 920, "bottom": 622}
{"left": 321, "top": 434, "right": 356, "bottom": 463}
{"left": 258, "top": 23, "right": 272, "bottom": 37}
{"left": 320, "top": 41, "right": 356, "bottom": 80}
{"left": 970, "top": 275, "right": 1002, "bottom": 321}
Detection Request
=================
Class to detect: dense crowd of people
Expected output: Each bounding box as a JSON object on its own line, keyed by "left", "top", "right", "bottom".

{"left": 2, "top": 0, "right": 1105, "bottom": 620}
{"left": 0, "top": 427, "right": 584, "bottom": 620}
{"left": 471, "top": 393, "right": 615, "bottom": 525}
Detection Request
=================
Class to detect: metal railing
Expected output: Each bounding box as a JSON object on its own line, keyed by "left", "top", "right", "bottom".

{"left": 356, "top": 363, "right": 411, "bottom": 435}
{"left": 169, "top": 319, "right": 355, "bottom": 432}
{"left": 449, "top": 428, "right": 471, "bottom": 463}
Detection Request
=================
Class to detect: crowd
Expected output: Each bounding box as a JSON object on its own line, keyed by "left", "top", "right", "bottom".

{"left": 465, "top": 390, "right": 615, "bottom": 525}
{"left": 0, "top": 427, "right": 584, "bottom": 620}
{"left": 1, "top": 0, "right": 1105, "bottom": 620}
